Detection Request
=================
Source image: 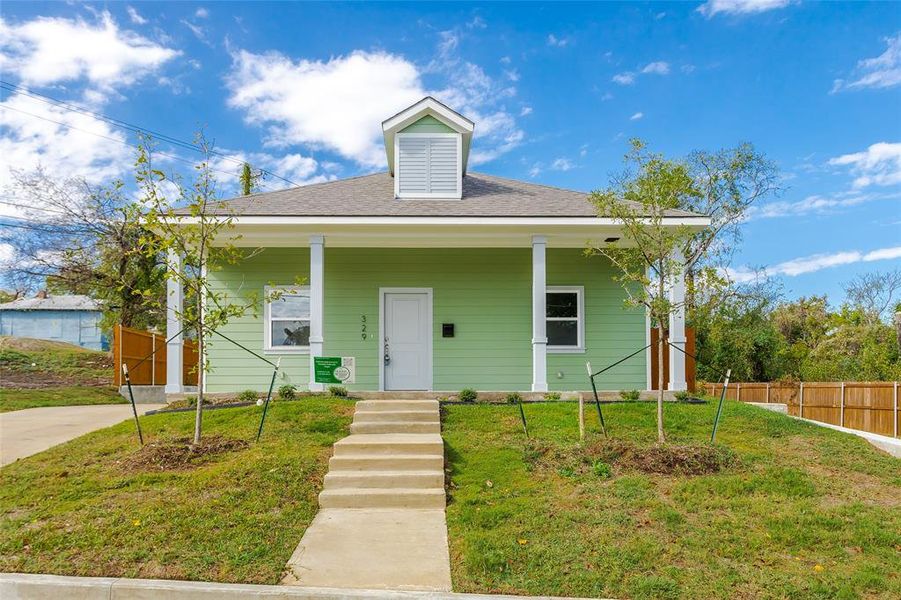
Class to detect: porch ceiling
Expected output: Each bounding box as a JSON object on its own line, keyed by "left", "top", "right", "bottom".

{"left": 206, "top": 216, "right": 710, "bottom": 248}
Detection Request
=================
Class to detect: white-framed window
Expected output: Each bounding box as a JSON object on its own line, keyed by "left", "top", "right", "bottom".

{"left": 547, "top": 286, "right": 585, "bottom": 352}
{"left": 264, "top": 285, "right": 311, "bottom": 353}
{"left": 394, "top": 132, "right": 462, "bottom": 199}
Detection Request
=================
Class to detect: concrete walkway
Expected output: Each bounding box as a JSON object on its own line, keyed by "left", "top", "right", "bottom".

{"left": 0, "top": 403, "right": 165, "bottom": 466}
{"left": 2, "top": 573, "right": 607, "bottom": 599}
{"left": 283, "top": 398, "right": 451, "bottom": 591}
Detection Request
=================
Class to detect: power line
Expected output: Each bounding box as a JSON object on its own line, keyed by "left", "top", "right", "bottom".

{"left": 0, "top": 80, "right": 301, "bottom": 188}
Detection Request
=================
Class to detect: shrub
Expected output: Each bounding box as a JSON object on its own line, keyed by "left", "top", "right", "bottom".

{"left": 592, "top": 460, "right": 613, "bottom": 479}
{"left": 459, "top": 388, "right": 478, "bottom": 403}
{"left": 619, "top": 389, "right": 641, "bottom": 401}
{"left": 505, "top": 392, "right": 523, "bottom": 404}
{"left": 328, "top": 385, "right": 348, "bottom": 397}
{"left": 278, "top": 384, "right": 297, "bottom": 400}
{"left": 237, "top": 389, "right": 258, "bottom": 403}
{"left": 544, "top": 391, "right": 561, "bottom": 401}
{"left": 674, "top": 390, "right": 690, "bottom": 402}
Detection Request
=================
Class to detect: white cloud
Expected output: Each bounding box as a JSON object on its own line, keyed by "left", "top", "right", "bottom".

{"left": 467, "top": 16, "right": 486, "bottom": 29}
{"left": 698, "top": 0, "right": 792, "bottom": 18}
{"left": 832, "top": 33, "right": 901, "bottom": 93}
{"left": 748, "top": 191, "right": 899, "bottom": 219}
{"left": 547, "top": 34, "right": 569, "bottom": 48}
{"left": 210, "top": 149, "right": 330, "bottom": 192}
{"left": 528, "top": 163, "right": 542, "bottom": 178}
{"left": 0, "top": 12, "right": 178, "bottom": 99}
{"left": 551, "top": 158, "right": 574, "bottom": 171}
{"left": 195, "top": 7, "right": 210, "bottom": 19}
{"left": 641, "top": 61, "right": 670, "bottom": 75}
{"left": 520, "top": 105, "right": 533, "bottom": 117}
{"left": 226, "top": 50, "right": 424, "bottom": 167}
{"left": 612, "top": 72, "right": 635, "bottom": 85}
{"left": 828, "top": 142, "right": 901, "bottom": 188}
{"left": 601, "top": 92, "right": 614, "bottom": 101}
{"left": 227, "top": 30, "right": 525, "bottom": 170}
{"left": 630, "top": 112, "right": 644, "bottom": 121}
{"left": 126, "top": 6, "right": 147, "bottom": 25}
{"left": 0, "top": 93, "right": 132, "bottom": 216}
{"left": 728, "top": 245, "right": 901, "bottom": 282}
{"left": 505, "top": 69, "right": 520, "bottom": 82}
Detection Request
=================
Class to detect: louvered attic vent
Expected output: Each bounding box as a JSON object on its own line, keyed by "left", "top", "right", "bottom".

{"left": 395, "top": 134, "right": 462, "bottom": 199}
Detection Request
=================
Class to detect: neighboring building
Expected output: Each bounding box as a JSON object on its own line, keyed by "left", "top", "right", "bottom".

{"left": 0, "top": 292, "right": 107, "bottom": 351}
{"left": 166, "top": 97, "right": 707, "bottom": 395}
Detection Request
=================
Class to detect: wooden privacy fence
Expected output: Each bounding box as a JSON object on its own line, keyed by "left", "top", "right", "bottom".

{"left": 703, "top": 381, "right": 900, "bottom": 439}
{"left": 650, "top": 327, "right": 696, "bottom": 392}
{"left": 112, "top": 324, "right": 198, "bottom": 387}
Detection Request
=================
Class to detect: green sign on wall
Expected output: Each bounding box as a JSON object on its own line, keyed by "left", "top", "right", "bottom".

{"left": 313, "top": 356, "right": 355, "bottom": 384}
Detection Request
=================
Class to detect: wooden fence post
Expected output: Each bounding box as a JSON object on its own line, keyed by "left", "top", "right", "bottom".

{"left": 894, "top": 381, "right": 898, "bottom": 439}
{"left": 839, "top": 381, "right": 845, "bottom": 428}
{"left": 799, "top": 382, "right": 804, "bottom": 418}
{"left": 766, "top": 382, "right": 771, "bottom": 404}
{"left": 737, "top": 383, "right": 741, "bottom": 403}
{"left": 151, "top": 333, "right": 156, "bottom": 386}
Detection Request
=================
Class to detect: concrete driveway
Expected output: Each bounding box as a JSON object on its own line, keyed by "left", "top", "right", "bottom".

{"left": 0, "top": 404, "right": 165, "bottom": 466}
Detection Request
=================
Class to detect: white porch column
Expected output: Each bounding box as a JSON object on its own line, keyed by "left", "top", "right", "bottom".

{"left": 164, "top": 249, "right": 184, "bottom": 394}
{"left": 531, "top": 235, "right": 548, "bottom": 392}
{"left": 309, "top": 235, "right": 325, "bottom": 391}
{"left": 668, "top": 252, "right": 687, "bottom": 392}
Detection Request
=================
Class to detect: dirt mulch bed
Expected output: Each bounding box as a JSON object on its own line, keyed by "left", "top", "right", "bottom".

{"left": 119, "top": 436, "right": 250, "bottom": 473}
{"left": 526, "top": 437, "right": 737, "bottom": 477}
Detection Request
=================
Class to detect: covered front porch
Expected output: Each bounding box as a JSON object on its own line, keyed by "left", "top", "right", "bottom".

{"left": 163, "top": 220, "right": 691, "bottom": 396}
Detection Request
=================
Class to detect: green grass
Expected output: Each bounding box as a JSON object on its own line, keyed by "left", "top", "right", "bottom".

{"left": 443, "top": 400, "right": 901, "bottom": 599}
{"left": 0, "top": 336, "right": 113, "bottom": 384}
{"left": 0, "top": 386, "right": 126, "bottom": 413}
{"left": 0, "top": 397, "right": 354, "bottom": 583}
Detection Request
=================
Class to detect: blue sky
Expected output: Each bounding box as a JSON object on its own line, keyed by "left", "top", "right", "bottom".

{"left": 1, "top": 1, "right": 899, "bottom": 303}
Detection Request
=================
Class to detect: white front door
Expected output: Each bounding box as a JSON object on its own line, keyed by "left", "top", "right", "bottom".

{"left": 383, "top": 291, "right": 431, "bottom": 390}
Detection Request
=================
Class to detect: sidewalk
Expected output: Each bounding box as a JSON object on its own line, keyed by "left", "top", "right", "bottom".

{"left": 0, "top": 404, "right": 164, "bottom": 466}
{"left": 0, "top": 573, "right": 606, "bottom": 600}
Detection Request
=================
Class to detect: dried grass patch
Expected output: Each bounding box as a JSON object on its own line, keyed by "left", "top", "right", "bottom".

{"left": 119, "top": 436, "right": 249, "bottom": 472}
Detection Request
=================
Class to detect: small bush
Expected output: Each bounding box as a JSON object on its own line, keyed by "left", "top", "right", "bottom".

{"left": 459, "top": 388, "right": 478, "bottom": 403}
{"left": 278, "top": 384, "right": 297, "bottom": 400}
{"left": 544, "top": 391, "right": 561, "bottom": 401}
{"left": 674, "top": 390, "right": 690, "bottom": 402}
{"left": 237, "top": 389, "right": 258, "bottom": 403}
{"left": 619, "top": 389, "right": 641, "bottom": 401}
{"left": 328, "top": 385, "right": 348, "bottom": 397}
{"left": 592, "top": 460, "right": 613, "bottom": 479}
{"left": 505, "top": 392, "right": 523, "bottom": 404}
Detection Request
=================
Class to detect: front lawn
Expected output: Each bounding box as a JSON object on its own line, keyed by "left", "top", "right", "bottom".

{"left": 443, "top": 401, "right": 901, "bottom": 599}
{"left": 0, "top": 396, "right": 354, "bottom": 583}
{"left": 0, "top": 386, "right": 125, "bottom": 413}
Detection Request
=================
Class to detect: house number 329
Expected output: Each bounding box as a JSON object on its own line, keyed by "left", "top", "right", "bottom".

{"left": 361, "top": 314, "right": 367, "bottom": 340}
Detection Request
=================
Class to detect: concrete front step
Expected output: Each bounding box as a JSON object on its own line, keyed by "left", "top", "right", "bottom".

{"left": 318, "top": 487, "right": 446, "bottom": 509}
{"left": 333, "top": 433, "right": 444, "bottom": 456}
{"left": 353, "top": 410, "right": 439, "bottom": 423}
{"left": 356, "top": 400, "right": 439, "bottom": 412}
{"left": 329, "top": 454, "right": 445, "bottom": 471}
{"left": 350, "top": 421, "right": 441, "bottom": 434}
{"left": 323, "top": 469, "right": 444, "bottom": 489}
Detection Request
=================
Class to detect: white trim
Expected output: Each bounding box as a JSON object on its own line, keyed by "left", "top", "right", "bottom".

{"left": 164, "top": 249, "right": 184, "bottom": 394}
{"left": 546, "top": 285, "right": 585, "bottom": 353}
{"left": 263, "top": 284, "right": 312, "bottom": 355}
{"left": 531, "top": 236, "right": 548, "bottom": 392}
{"left": 378, "top": 287, "right": 434, "bottom": 392}
{"left": 382, "top": 97, "right": 474, "bottom": 134}
{"left": 645, "top": 306, "right": 652, "bottom": 390}
{"left": 174, "top": 215, "right": 711, "bottom": 227}
{"left": 394, "top": 133, "right": 462, "bottom": 200}
{"left": 308, "top": 235, "right": 325, "bottom": 391}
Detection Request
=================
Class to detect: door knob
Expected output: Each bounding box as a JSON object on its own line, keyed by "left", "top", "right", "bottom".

{"left": 383, "top": 338, "right": 390, "bottom": 365}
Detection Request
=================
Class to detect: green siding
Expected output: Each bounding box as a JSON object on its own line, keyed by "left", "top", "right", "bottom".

{"left": 206, "top": 247, "right": 646, "bottom": 393}
{"left": 399, "top": 114, "right": 455, "bottom": 134}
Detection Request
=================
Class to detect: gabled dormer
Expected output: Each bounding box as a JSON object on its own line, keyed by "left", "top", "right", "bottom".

{"left": 382, "top": 97, "right": 474, "bottom": 199}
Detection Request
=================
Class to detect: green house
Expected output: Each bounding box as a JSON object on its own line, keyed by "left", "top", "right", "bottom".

{"left": 165, "top": 97, "right": 707, "bottom": 396}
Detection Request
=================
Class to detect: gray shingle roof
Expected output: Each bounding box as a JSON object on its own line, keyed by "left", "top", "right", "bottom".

{"left": 176, "top": 172, "right": 702, "bottom": 218}
{"left": 0, "top": 294, "right": 100, "bottom": 312}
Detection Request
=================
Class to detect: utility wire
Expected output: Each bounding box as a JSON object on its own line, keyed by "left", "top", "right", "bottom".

{"left": 0, "top": 80, "right": 301, "bottom": 188}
